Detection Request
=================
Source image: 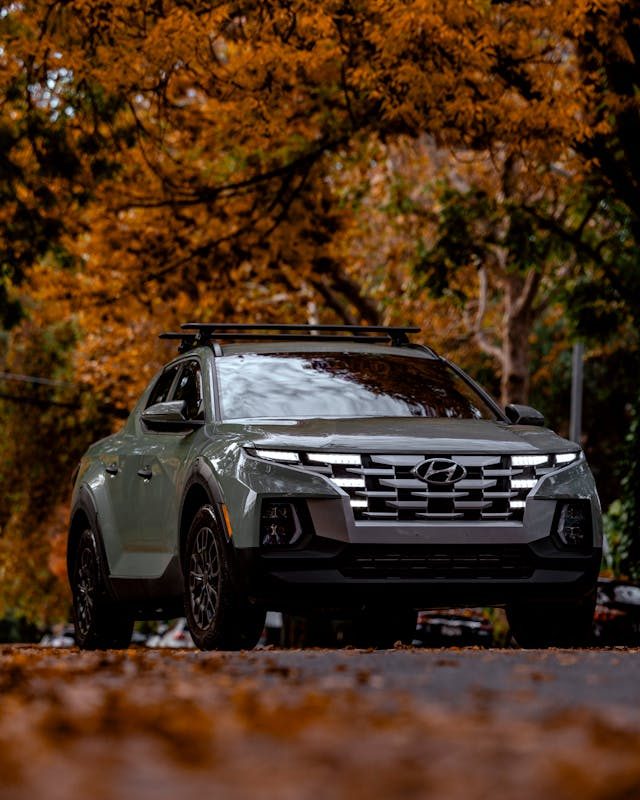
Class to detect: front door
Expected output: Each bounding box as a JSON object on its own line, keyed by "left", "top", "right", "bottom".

{"left": 96, "top": 433, "right": 147, "bottom": 575}
{"left": 136, "top": 359, "right": 206, "bottom": 562}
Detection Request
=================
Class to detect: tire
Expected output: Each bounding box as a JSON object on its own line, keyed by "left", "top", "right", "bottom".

{"left": 183, "top": 505, "right": 265, "bottom": 651}
{"left": 71, "top": 528, "right": 134, "bottom": 650}
{"left": 507, "top": 592, "right": 596, "bottom": 648}
{"left": 350, "top": 607, "right": 417, "bottom": 649}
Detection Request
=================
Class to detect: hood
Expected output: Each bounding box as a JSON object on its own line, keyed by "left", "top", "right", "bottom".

{"left": 221, "top": 417, "right": 577, "bottom": 455}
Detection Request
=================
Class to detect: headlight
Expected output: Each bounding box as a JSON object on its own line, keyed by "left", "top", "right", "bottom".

{"left": 248, "top": 449, "right": 366, "bottom": 512}
{"left": 248, "top": 449, "right": 364, "bottom": 467}
{"left": 511, "top": 452, "right": 580, "bottom": 468}
{"left": 508, "top": 451, "right": 582, "bottom": 513}
{"left": 511, "top": 450, "right": 582, "bottom": 469}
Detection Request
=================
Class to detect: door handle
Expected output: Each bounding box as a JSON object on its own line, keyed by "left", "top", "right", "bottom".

{"left": 105, "top": 463, "right": 119, "bottom": 475}
{"left": 137, "top": 466, "right": 153, "bottom": 480}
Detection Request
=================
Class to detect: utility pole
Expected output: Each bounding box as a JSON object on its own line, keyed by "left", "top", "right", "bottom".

{"left": 570, "top": 341, "right": 584, "bottom": 444}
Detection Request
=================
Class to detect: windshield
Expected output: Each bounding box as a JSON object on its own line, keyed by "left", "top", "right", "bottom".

{"left": 216, "top": 351, "right": 499, "bottom": 421}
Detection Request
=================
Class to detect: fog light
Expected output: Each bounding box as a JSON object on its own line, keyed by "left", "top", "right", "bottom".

{"left": 260, "top": 501, "right": 302, "bottom": 546}
{"left": 555, "top": 502, "right": 591, "bottom": 549}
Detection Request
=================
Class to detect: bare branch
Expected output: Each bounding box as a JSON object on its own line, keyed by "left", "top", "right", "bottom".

{"left": 471, "top": 267, "right": 503, "bottom": 363}
{"left": 308, "top": 276, "right": 360, "bottom": 325}
{"left": 316, "top": 261, "right": 381, "bottom": 325}
{"left": 512, "top": 268, "right": 542, "bottom": 319}
{"left": 574, "top": 196, "right": 601, "bottom": 239}
{"left": 113, "top": 137, "right": 347, "bottom": 212}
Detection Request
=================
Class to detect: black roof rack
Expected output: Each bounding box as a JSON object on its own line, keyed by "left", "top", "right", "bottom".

{"left": 160, "top": 323, "right": 426, "bottom": 353}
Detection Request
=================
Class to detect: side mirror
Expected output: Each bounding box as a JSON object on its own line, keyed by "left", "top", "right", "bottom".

{"left": 505, "top": 403, "right": 545, "bottom": 427}
{"left": 141, "top": 400, "right": 199, "bottom": 430}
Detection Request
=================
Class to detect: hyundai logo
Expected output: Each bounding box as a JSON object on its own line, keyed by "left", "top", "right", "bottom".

{"left": 413, "top": 458, "right": 467, "bottom": 485}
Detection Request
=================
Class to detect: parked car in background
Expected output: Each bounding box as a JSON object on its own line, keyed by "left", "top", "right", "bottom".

{"left": 594, "top": 578, "right": 640, "bottom": 645}
{"left": 40, "top": 624, "right": 75, "bottom": 648}
{"left": 414, "top": 610, "right": 494, "bottom": 647}
{"left": 40, "top": 625, "right": 148, "bottom": 648}
{"left": 68, "top": 323, "right": 602, "bottom": 651}
{"left": 149, "top": 618, "right": 195, "bottom": 649}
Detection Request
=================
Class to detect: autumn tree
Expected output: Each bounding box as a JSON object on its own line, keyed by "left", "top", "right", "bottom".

{"left": 1, "top": 0, "right": 639, "bottom": 619}
{"left": 2, "top": 1, "right": 594, "bottom": 336}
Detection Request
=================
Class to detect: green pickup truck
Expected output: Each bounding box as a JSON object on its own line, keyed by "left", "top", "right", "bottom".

{"left": 68, "top": 324, "right": 601, "bottom": 650}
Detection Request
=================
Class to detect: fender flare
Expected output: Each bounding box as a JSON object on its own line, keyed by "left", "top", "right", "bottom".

{"left": 182, "top": 457, "right": 225, "bottom": 504}
{"left": 178, "top": 457, "right": 227, "bottom": 569}
{"left": 67, "top": 485, "right": 116, "bottom": 599}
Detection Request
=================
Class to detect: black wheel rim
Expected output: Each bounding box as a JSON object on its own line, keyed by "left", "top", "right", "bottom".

{"left": 76, "top": 545, "right": 96, "bottom": 637}
{"left": 189, "top": 526, "right": 220, "bottom": 631}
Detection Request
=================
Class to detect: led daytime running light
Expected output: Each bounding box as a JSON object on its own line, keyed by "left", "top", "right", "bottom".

{"left": 511, "top": 479, "right": 537, "bottom": 489}
{"left": 512, "top": 455, "right": 549, "bottom": 467}
{"left": 349, "top": 498, "right": 368, "bottom": 508}
{"left": 307, "top": 453, "right": 362, "bottom": 465}
{"left": 331, "top": 477, "right": 366, "bottom": 488}
{"left": 254, "top": 450, "right": 299, "bottom": 463}
{"left": 556, "top": 452, "right": 579, "bottom": 464}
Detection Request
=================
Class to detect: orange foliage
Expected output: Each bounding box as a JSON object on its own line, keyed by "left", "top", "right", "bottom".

{"left": 1, "top": 0, "right": 636, "bottom": 621}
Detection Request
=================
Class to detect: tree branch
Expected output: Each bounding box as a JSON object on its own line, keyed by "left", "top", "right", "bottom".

{"left": 312, "top": 259, "right": 381, "bottom": 325}
{"left": 308, "top": 275, "right": 360, "bottom": 325}
{"left": 114, "top": 137, "right": 347, "bottom": 211}
{"left": 512, "top": 268, "right": 542, "bottom": 319}
{"left": 471, "top": 267, "right": 503, "bottom": 362}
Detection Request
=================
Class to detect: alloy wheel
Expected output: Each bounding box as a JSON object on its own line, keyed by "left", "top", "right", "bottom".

{"left": 76, "top": 545, "right": 97, "bottom": 637}
{"left": 188, "top": 526, "right": 221, "bottom": 630}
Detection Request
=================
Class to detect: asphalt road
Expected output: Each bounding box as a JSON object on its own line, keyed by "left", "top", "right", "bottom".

{"left": 1, "top": 646, "right": 639, "bottom": 800}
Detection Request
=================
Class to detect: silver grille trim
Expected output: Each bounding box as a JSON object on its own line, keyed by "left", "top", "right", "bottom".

{"left": 248, "top": 447, "right": 579, "bottom": 522}
{"left": 289, "top": 452, "right": 562, "bottom": 522}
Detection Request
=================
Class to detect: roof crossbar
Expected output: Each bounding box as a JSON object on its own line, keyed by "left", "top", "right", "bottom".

{"left": 181, "top": 322, "right": 419, "bottom": 347}
{"left": 201, "top": 332, "right": 393, "bottom": 342}
{"left": 160, "top": 323, "right": 427, "bottom": 352}
{"left": 181, "top": 322, "right": 420, "bottom": 333}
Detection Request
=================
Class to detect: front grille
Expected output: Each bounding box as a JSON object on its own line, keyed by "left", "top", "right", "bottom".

{"left": 295, "top": 453, "right": 555, "bottom": 522}
{"left": 340, "top": 545, "right": 534, "bottom": 579}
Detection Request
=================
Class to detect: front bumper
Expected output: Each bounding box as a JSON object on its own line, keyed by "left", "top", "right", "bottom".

{"left": 237, "top": 536, "right": 602, "bottom": 611}
{"left": 228, "top": 450, "right": 602, "bottom": 610}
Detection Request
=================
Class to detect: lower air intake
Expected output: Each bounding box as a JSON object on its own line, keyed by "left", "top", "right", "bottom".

{"left": 340, "top": 545, "right": 534, "bottom": 580}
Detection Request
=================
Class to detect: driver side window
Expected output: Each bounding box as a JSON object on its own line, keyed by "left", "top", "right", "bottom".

{"left": 173, "top": 360, "right": 204, "bottom": 421}
{"left": 146, "top": 364, "right": 180, "bottom": 408}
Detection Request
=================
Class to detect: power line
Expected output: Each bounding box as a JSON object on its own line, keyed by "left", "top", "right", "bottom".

{"left": 0, "top": 374, "right": 128, "bottom": 417}
{"left": 0, "top": 392, "right": 80, "bottom": 409}
{"left": 0, "top": 391, "right": 128, "bottom": 418}
{"left": 0, "top": 371, "right": 72, "bottom": 387}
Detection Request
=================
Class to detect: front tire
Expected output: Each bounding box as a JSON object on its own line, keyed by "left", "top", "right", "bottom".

{"left": 184, "top": 505, "right": 265, "bottom": 651}
{"left": 507, "top": 593, "right": 596, "bottom": 648}
{"left": 71, "top": 529, "right": 134, "bottom": 650}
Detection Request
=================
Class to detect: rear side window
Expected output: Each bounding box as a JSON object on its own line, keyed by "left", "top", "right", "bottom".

{"left": 146, "top": 365, "right": 179, "bottom": 407}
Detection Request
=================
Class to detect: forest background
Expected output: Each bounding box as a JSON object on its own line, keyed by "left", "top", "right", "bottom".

{"left": 0, "top": 0, "right": 639, "bottom": 628}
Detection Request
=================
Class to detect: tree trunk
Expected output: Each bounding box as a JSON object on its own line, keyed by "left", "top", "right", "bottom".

{"left": 501, "top": 274, "right": 533, "bottom": 405}
{"left": 472, "top": 264, "right": 540, "bottom": 407}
